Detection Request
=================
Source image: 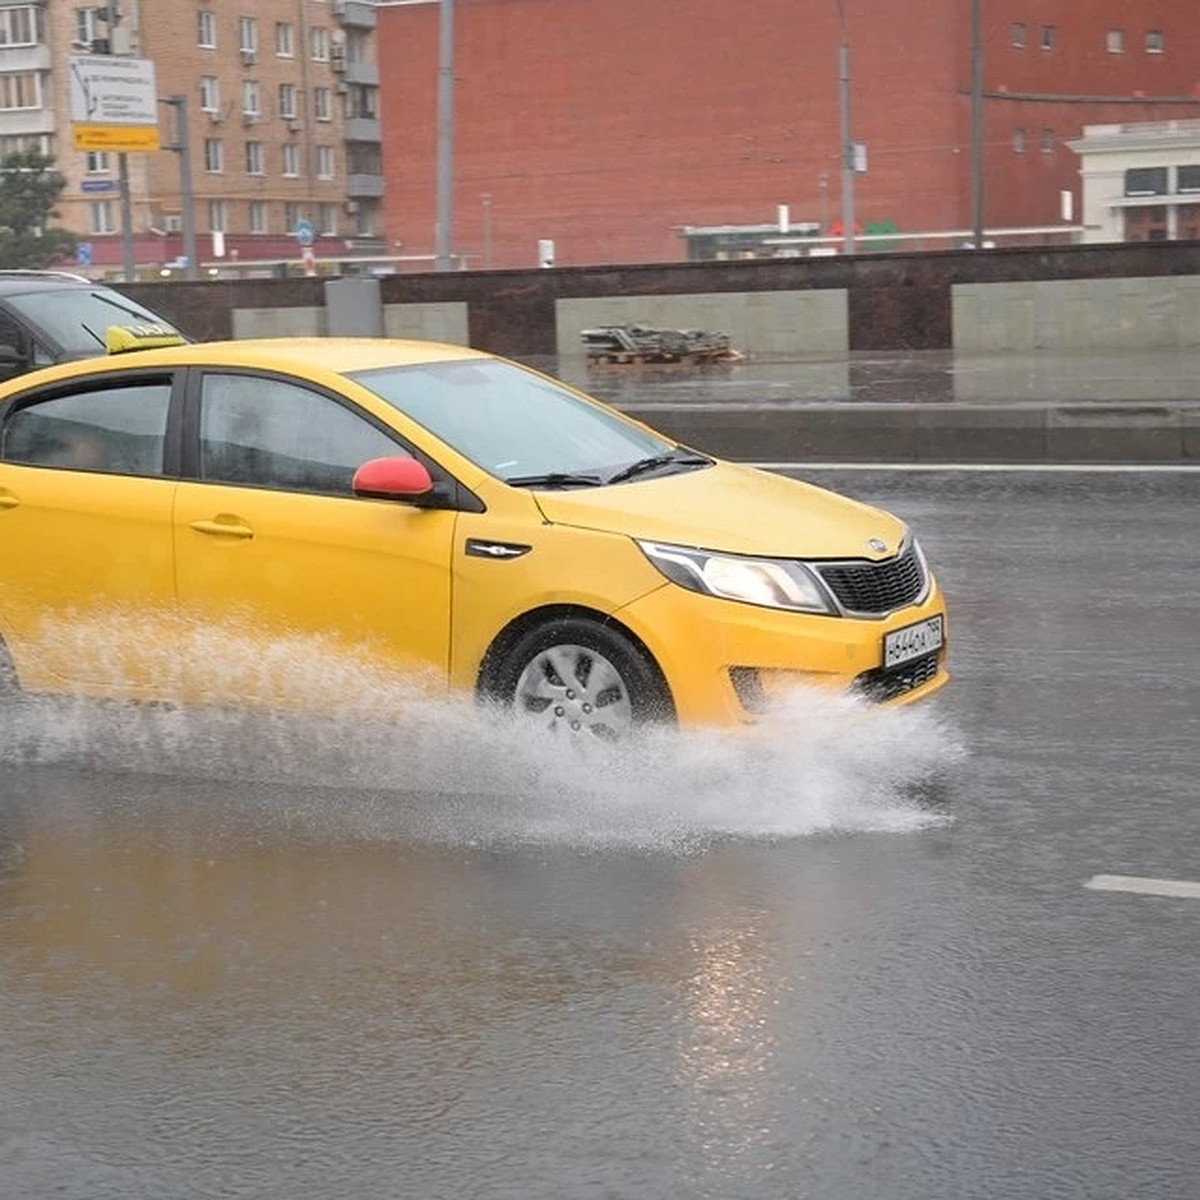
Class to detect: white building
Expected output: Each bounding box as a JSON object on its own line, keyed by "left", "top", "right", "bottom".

{"left": 1069, "top": 120, "right": 1200, "bottom": 243}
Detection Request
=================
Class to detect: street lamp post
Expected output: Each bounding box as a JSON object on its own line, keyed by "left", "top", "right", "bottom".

{"left": 159, "top": 95, "right": 198, "bottom": 281}
{"left": 434, "top": 0, "right": 455, "bottom": 271}
{"left": 833, "top": 0, "right": 856, "bottom": 255}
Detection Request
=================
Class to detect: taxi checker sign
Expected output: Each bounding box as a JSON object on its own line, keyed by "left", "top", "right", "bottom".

{"left": 69, "top": 55, "right": 160, "bottom": 152}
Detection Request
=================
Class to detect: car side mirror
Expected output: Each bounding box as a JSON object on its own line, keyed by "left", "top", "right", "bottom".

{"left": 352, "top": 456, "right": 435, "bottom": 501}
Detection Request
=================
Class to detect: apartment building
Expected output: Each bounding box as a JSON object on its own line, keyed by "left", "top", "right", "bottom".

{"left": 0, "top": 0, "right": 384, "bottom": 275}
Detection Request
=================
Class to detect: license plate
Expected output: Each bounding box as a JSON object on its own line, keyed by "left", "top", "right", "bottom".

{"left": 883, "top": 615, "right": 944, "bottom": 670}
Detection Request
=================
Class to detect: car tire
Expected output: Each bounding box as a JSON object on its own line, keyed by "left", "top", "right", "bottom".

{"left": 492, "top": 617, "right": 674, "bottom": 741}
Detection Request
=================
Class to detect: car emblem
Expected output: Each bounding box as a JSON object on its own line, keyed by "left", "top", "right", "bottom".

{"left": 867, "top": 538, "right": 888, "bottom": 553}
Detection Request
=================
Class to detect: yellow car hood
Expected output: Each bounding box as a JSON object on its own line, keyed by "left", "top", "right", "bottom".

{"left": 531, "top": 461, "right": 907, "bottom": 559}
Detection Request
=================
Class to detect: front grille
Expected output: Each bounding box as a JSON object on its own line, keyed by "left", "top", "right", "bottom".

{"left": 815, "top": 540, "right": 927, "bottom": 616}
{"left": 853, "top": 651, "right": 941, "bottom": 704}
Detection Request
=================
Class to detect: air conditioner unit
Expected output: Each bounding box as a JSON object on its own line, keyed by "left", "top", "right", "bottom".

{"left": 334, "top": 81, "right": 348, "bottom": 94}
{"left": 208, "top": 111, "right": 225, "bottom": 125}
{"left": 240, "top": 48, "right": 256, "bottom": 66}
{"left": 165, "top": 215, "right": 182, "bottom": 233}
{"left": 344, "top": 200, "right": 359, "bottom": 214}
{"left": 330, "top": 46, "right": 346, "bottom": 71}
{"left": 333, "top": 0, "right": 347, "bottom": 16}
{"left": 286, "top": 119, "right": 301, "bottom": 133}
{"left": 242, "top": 112, "right": 259, "bottom": 126}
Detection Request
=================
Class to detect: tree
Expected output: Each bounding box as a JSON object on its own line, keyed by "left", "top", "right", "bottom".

{"left": 0, "top": 151, "right": 76, "bottom": 269}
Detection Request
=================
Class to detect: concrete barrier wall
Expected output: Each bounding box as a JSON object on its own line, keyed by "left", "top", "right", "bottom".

{"left": 954, "top": 276, "right": 1200, "bottom": 353}
{"left": 119, "top": 241, "right": 1200, "bottom": 360}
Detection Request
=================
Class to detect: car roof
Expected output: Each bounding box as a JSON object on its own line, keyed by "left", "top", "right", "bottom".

{"left": 0, "top": 271, "right": 112, "bottom": 297}
{"left": 0, "top": 337, "right": 491, "bottom": 395}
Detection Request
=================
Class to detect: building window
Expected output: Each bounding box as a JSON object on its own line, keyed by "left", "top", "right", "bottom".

{"left": 285, "top": 202, "right": 302, "bottom": 233}
{"left": 1012, "top": 127, "right": 1026, "bottom": 154}
{"left": 197, "top": 10, "right": 216, "bottom": 48}
{"left": 275, "top": 21, "right": 293, "bottom": 57}
{"left": 282, "top": 143, "right": 299, "bottom": 177}
{"left": 1177, "top": 166, "right": 1200, "bottom": 194}
{"left": 209, "top": 200, "right": 227, "bottom": 233}
{"left": 1106, "top": 29, "right": 1124, "bottom": 54}
{"left": 0, "top": 72, "right": 40, "bottom": 110}
{"left": 1146, "top": 30, "right": 1164, "bottom": 54}
{"left": 313, "top": 86, "right": 331, "bottom": 121}
{"left": 1011, "top": 22, "right": 1025, "bottom": 49}
{"left": 0, "top": 6, "right": 38, "bottom": 46}
{"left": 1179, "top": 205, "right": 1200, "bottom": 240}
{"left": 1041, "top": 25, "right": 1055, "bottom": 51}
{"left": 1041, "top": 128, "right": 1054, "bottom": 154}
{"left": 316, "top": 145, "right": 334, "bottom": 179}
{"left": 200, "top": 76, "right": 220, "bottom": 113}
{"left": 242, "top": 79, "right": 260, "bottom": 118}
{"left": 347, "top": 84, "right": 377, "bottom": 121}
{"left": 0, "top": 133, "right": 48, "bottom": 156}
{"left": 85, "top": 151, "right": 110, "bottom": 173}
{"left": 248, "top": 201, "right": 268, "bottom": 234}
{"left": 278, "top": 83, "right": 297, "bottom": 119}
{"left": 316, "top": 203, "right": 336, "bottom": 236}
{"left": 311, "top": 26, "right": 329, "bottom": 61}
{"left": 1125, "top": 206, "right": 1167, "bottom": 242}
{"left": 74, "top": 7, "right": 98, "bottom": 48}
{"left": 239, "top": 17, "right": 257, "bottom": 55}
{"left": 204, "top": 137, "right": 224, "bottom": 173}
{"left": 1124, "top": 167, "right": 1168, "bottom": 196}
{"left": 90, "top": 201, "right": 115, "bottom": 234}
{"left": 245, "top": 140, "right": 263, "bottom": 175}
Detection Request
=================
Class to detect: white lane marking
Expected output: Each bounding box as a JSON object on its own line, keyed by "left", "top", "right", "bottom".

{"left": 1085, "top": 874, "right": 1200, "bottom": 900}
{"left": 747, "top": 462, "right": 1200, "bottom": 473}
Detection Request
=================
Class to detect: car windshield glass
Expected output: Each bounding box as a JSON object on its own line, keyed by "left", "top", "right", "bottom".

{"left": 6, "top": 288, "right": 180, "bottom": 357}
{"left": 348, "top": 359, "right": 674, "bottom": 483}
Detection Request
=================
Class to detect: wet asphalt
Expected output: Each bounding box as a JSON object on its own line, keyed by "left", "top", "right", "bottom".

{"left": 1, "top": 468, "right": 1198, "bottom": 1200}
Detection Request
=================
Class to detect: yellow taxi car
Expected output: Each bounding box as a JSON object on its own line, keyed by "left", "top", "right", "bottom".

{"left": 0, "top": 337, "right": 948, "bottom": 736}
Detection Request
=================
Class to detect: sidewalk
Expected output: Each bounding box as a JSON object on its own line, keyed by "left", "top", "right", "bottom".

{"left": 553, "top": 349, "right": 1200, "bottom": 464}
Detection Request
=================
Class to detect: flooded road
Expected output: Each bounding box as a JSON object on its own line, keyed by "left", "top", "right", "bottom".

{"left": 2, "top": 471, "right": 1198, "bottom": 1199}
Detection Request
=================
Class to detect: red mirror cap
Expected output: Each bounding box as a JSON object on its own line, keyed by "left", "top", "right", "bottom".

{"left": 352, "top": 456, "right": 434, "bottom": 498}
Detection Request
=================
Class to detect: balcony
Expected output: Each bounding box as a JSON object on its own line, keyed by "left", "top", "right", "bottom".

{"left": 346, "top": 173, "right": 385, "bottom": 199}
{"left": 334, "top": 0, "right": 376, "bottom": 29}
{"left": 344, "top": 116, "right": 381, "bottom": 143}
{"left": 344, "top": 59, "right": 378, "bottom": 87}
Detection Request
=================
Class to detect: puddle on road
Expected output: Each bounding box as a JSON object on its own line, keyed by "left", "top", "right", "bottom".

{"left": 0, "top": 623, "right": 964, "bottom": 851}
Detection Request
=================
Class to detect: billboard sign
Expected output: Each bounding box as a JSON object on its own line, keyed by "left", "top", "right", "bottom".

{"left": 69, "top": 55, "right": 159, "bottom": 152}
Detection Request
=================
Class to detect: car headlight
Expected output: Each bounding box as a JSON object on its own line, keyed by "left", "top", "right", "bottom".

{"left": 637, "top": 541, "right": 836, "bottom": 614}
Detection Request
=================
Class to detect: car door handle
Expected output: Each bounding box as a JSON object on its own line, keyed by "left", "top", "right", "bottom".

{"left": 189, "top": 518, "right": 254, "bottom": 539}
{"left": 0, "top": 494, "right": 17, "bottom": 510}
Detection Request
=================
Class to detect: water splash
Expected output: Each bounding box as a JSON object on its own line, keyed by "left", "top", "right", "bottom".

{"left": 0, "top": 618, "right": 964, "bottom": 850}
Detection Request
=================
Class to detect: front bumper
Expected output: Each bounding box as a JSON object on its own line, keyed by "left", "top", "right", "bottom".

{"left": 615, "top": 578, "right": 949, "bottom": 726}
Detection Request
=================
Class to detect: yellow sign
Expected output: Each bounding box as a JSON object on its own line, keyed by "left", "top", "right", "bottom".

{"left": 73, "top": 124, "right": 160, "bottom": 152}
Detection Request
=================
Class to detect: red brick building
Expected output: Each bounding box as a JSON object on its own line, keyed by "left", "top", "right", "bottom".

{"left": 377, "top": 0, "right": 1200, "bottom": 268}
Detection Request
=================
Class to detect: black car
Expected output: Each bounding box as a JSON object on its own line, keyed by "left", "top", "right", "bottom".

{"left": 0, "top": 271, "right": 186, "bottom": 382}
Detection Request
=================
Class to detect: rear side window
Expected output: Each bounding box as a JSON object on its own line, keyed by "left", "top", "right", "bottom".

{"left": 1, "top": 379, "right": 172, "bottom": 476}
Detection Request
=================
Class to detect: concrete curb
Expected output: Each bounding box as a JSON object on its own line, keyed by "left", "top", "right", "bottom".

{"left": 620, "top": 401, "right": 1200, "bottom": 464}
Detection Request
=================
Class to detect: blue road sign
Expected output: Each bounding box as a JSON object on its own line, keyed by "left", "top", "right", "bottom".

{"left": 294, "top": 219, "right": 315, "bottom": 247}
{"left": 76, "top": 242, "right": 93, "bottom": 267}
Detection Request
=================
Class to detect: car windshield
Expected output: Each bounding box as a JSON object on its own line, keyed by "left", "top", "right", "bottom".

{"left": 6, "top": 288, "right": 181, "bottom": 358}
{"left": 349, "top": 358, "right": 675, "bottom": 484}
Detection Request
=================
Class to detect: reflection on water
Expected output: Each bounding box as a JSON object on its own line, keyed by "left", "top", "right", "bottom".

{"left": 0, "top": 625, "right": 962, "bottom": 1199}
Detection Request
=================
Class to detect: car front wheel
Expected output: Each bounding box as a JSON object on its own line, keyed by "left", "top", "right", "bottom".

{"left": 492, "top": 618, "right": 673, "bottom": 741}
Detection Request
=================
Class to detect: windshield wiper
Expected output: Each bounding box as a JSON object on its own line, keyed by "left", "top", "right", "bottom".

{"left": 504, "top": 471, "right": 606, "bottom": 489}
{"left": 606, "top": 449, "right": 712, "bottom": 485}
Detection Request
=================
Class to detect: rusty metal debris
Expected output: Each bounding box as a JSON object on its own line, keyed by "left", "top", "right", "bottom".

{"left": 581, "top": 323, "right": 744, "bottom": 366}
